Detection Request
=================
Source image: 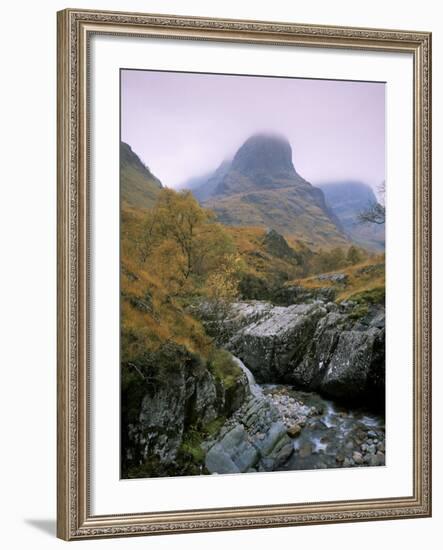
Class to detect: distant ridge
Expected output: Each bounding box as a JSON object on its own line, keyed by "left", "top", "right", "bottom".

{"left": 317, "top": 181, "right": 385, "bottom": 250}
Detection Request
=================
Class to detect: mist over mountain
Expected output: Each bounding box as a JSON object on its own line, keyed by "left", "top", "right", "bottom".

{"left": 120, "top": 142, "right": 162, "bottom": 209}
{"left": 317, "top": 181, "right": 385, "bottom": 250}
{"left": 122, "top": 135, "right": 384, "bottom": 251}
{"left": 182, "top": 160, "right": 231, "bottom": 202}
{"left": 186, "top": 133, "right": 348, "bottom": 248}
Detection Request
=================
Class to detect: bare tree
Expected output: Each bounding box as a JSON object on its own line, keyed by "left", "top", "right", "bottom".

{"left": 357, "top": 181, "right": 385, "bottom": 225}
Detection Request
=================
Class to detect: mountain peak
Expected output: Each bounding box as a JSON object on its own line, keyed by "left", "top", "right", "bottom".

{"left": 231, "top": 133, "right": 295, "bottom": 176}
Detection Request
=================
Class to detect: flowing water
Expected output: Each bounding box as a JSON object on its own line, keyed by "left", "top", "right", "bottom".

{"left": 264, "top": 385, "right": 386, "bottom": 470}
{"left": 232, "top": 356, "right": 263, "bottom": 398}
{"left": 233, "top": 357, "right": 385, "bottom": 470}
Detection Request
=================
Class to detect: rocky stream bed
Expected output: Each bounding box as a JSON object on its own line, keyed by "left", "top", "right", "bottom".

{"left": 126, "top": 296, "right": 385, "bottom": 477}
{"left": 200, "top": 297, "right": 385, "bottom": 474}
{"left": 203, "top": 358, "right": 385, "bottom": 474}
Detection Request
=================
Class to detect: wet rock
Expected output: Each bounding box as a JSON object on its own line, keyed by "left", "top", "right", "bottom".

{"left": 204, "top": 395, "right": 294, "bottom": 474}
{"left": 366, "top": 444, "right": 376, "bottom": 455}
{"left": 205, "top": 448, "right": 241, "bottom": 474}
{"left": 352, "top": 451, "right": 364, "bottom": 465}
{"left": 336, "top": 453, "right": 345, "bottom": 464}
{"left": 320, "top": 328, "right": 382, "bottom": 401}
{"left": 299, "top": 442, "right": 313, "bottom": 458}
{"left": 126, "top": 343, "right": 249, "bottom": 470}
{"left": 205, "top": 424, "right": 259, "bottom": 473}
{"left": 203, "top": 300, "right": 385, "bottom": 407}
{"left": 368, "top": 451, "right": 385, "bottom": 467}
{"left": 287, "top": 424, "right": 302, "bottom": 438}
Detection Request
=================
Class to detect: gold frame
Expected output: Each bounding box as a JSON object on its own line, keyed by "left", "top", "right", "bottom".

{"left": 57, "top": 8, "right": 432, "bottom": 540}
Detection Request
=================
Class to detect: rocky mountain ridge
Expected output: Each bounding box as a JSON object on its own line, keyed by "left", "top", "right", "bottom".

{"left": 188, "top": 134, "right": 348, "bottom": 248}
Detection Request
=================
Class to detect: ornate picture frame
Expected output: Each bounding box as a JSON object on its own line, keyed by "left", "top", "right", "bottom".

{"left": 57, "top": 8, "right": 431, "bottom": 540}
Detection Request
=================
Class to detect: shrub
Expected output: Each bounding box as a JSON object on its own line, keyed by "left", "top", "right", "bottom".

{"left": 207, "top": 349, "right": 242, "bottom": 389}
{"left": 350, "top": 286, "right": 385, "bottom": 306}
{"left": 238, "top": 273, "right": 271, "bottom": 300}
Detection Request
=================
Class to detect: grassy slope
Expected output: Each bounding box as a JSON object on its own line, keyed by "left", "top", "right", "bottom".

{"left": 290, "top": 256, "right": 385, "bottom": 303}
{"left": 121, "top": 205, "right": 212, "bottom": 361}
{"left": 121, "top": 204, "right": 246, "bottom": 477}
{"left": 204, "top": 184, "right": 349, "bottom": 249}
{"left": 120, "top": 142, "right": 162, "bottom": 209}
{"left": 228, "top": 226, "right": 295, "bottom": 273}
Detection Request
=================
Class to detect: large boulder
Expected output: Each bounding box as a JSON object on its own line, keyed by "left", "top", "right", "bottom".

{"left": 272, "top": 285, "right": 337, "bottom": 306}
{"left": 210, "top": 301, "right": 385, "bottom": 407}
{"left": 204, "top": 395, "right": 294, "bottom": 474}
{"left": 123, "top": 343, "right": 249, "bottom": 471}
{"left": 227, "top": 302, "right": 327, "bottom": 382}
{"left": 320, "top": 328, "right": 382, "bottom": 399}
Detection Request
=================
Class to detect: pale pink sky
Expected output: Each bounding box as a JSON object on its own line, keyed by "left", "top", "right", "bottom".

{"left": 121, "top": 69, "right": 385, "bottom": 191}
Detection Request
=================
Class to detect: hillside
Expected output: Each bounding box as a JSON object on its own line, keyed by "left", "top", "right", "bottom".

{"left": 120, "top": 195, "right": 249, "bottom": 477}
{"left": 120, "top": 189, "right": 385, "bottom": 478}
{"left": 189, "top": 134, "right": 348, "bottom": 249}
{"left": 120, "top": 142, "right": 162, "bottom": 208}
{"left": 317, "top": 181, "right": 385, "bottom": 250}
{"left": 289, "top": 256, "right": 385, "bottom": 304}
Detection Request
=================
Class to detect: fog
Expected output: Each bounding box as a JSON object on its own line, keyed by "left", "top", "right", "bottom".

{"left": 121, "top": 69, "right": 385, "bottom": 192}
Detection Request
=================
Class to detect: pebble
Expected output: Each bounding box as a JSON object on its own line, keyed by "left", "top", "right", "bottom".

{"left": 287, "top": 424, "right": 302, "bottom": 438}
{"left": 299, "top": 443, "right": 312, "bottom": 458}
{"left": 252, "top": 385, "right": 386, "bottom": 471}
{"left": 352, "top": 451, "right": 364, "bottom": 465}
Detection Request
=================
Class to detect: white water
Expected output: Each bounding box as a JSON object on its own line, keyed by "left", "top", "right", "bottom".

{"left": 323, "top": 402, "right": 337, "bottom": 428}
{"left": 361, "top": 415, "right": 382, "bottom": 427}
{"left": 232, "top": 356, "right": 263, "bottom": 398}
{"left": 311, "top": 436, "right": 329, "bottom": 453}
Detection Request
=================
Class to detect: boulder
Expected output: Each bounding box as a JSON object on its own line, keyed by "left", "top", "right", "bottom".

{"left": 204, "top": 396, "right": 294, "bottom": 474}
{"left": 212, "top": 300, "right": 385, "bottom": 407}
{"left": 272, "top": 285, "right": 336, "bottom": 306}
{"left": 228, "top": 302, "right": 327, "bottom": 382}
{"left": 287, "top": 424, "right": 302, "bottom": 438}
{"left": 127, "top": 343, "right": 250, "bottom": 469}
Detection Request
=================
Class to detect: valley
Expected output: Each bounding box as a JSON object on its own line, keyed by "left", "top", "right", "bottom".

{"left": 120, "top": 134, "right": 386, "bottom": 478}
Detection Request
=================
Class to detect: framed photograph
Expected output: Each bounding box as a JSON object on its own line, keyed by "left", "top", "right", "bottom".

{"left": 57, "top": 8, "right": 432, "bottom": 540}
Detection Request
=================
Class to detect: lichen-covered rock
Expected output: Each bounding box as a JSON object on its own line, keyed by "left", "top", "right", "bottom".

{"left": 202, "top": 300, "right": 385, "bottom": 407}
{"left": 320, "top": 328, "right": 381, "bottom": 398}
{"left": 203, "top": 395, "right": 294, "bottom": 474}
{"left": 205, "top": 424, "right": 258, "bottom": 474}
{"left": 272, "top": 285, "right": 336, "bottom": 305}
{"left": 317, "top": 273, "right": 348, "bottom": 284}
{"left": 123, "top": 343, "right": 250, "bottom": 473}
{"left": 228, "top": 302, "right": 327, "bottom": 382}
